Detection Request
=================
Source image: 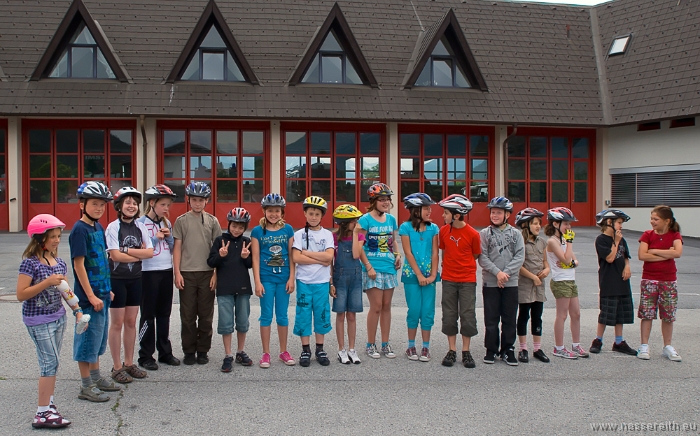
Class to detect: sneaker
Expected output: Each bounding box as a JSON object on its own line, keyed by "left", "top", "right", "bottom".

{"left": 518, "top": 350, "right": 529, "bottom": 363}
{"left": 637, "top": 346, "right": 650, "bottom": 360}
{"left": 552, "top": 346, "right": 578, "bottom": 359}
{"left": 235, "top": 351, "right": 253, "bottom": 366}
{"left": 442, "top": 350, "right": 457, "bottom": 367}
{"left": 221, "top": 356, "right": 234, "bottom": 373}
{"left": 405, "top": 346, "right": 419, "bottom": 361}
{"left": 196, "top": 352, "right": 209, "bottom": 364}
{"left": 572, "top": 344, "right": 589, "bottom": 358}
{"left": 337, "top": 349, "right": 350, "bottom": 364}
{"left": 140, "top": 359, "right": 159, "bottom": 371}
{"left": 483, "top": 350, "right": 496, "bottom": 364}
{"left": 183, "top": 353, "right": 196, "bottom": 365}
{"left": 366, "top": 344, "right": 380, "bottom": 359}
{"left": 158, "top": 355, "right": 181, "bottom": 366}
{"left": 316, "top": 349, "right": 331, "bottom": 366}
{"left": 279, "top": 351, "right": 296, "bottom": 366}
{"left": 462, "top": 351, "right": 476, "bottom": 368}
{"left": 78, "top": 384, "right": 110, "bottom": 402}
{"left": 419, "top": 347, "right": 431, "bottom": 362}
{"left": 662, "top": 345, "right": 682, "bottom": 362}
{"left": 96, "top": 376, "right": 122, "bottom": 391}
{"left": 590, "top": 338, "right": 603, "bottom": 354}
{"left": 259, "top": 353, "right": 271, "bottom": 368}
{"left": 381, "top": 344, "right": 396, "bottom": 358}
{"left": 533, "top": 349, "right": 550, "bottom": 363}
{"left": 502, "top": 348, "right": 519, "bottom": 366}
{"left": 347, "top": 349, "right": 361, "bottom": 364}
{"left": 612, "top": 341, "right": 638, "bottom": 356}
{"left": 300, "top": 350, "right": 312, "bottom": 367}
{"left": 32, "top": 410, "right": 71, "bottom": 428}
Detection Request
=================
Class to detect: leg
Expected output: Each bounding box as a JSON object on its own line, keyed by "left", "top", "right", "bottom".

{"left": 38, "top": 376, "right": 57, "bottom": 407}
{"left": 517, "top": 302, "right": 531, "bottom": 346}
{"left": 440, "top": 281, "right": 459, "bottom": 349}
{"left": 108, "top": 308, "right": 125, "bottom": 370}
{"left": 379, "top": 288, "right": 394, "bottom": 343}
{"left": 179, "top": 272, "right": 199, "bottom": 355}
{"left": 138, "top": 271, "right": 158, "bottom": 364}
{"left": 482, "top": 286, "right": 501, "bottom": 353}
{"left": 658, "top": 281, "right": 678, "bottom": 347}
{"left": 258, "top": 280, "right": 275, "bottom": 354}
{"left": 293, "top": 281, "right": 313, "bottom": 339}
{"left": 233, "top": 294, "right": 251, "bottom": 352}
{"left": 196, "top": 271, "right": 216, "bottom": 353}
{"left": 530, "top": 301, "right": 544, "bottom": 347}
{"left": 336, "top": 313, "right": 346, "bottom": 350}
{"left": 554, "top": 297, "right": 570, "bottom": 347}
{"left": 640, "top": 319, "right": 653, "bottom": 344}
{"left": 420, "top": 283, "right": 436, "bottom": 344}
{"left": 404, "top": 283, "right": 421, "bottom": 342}
{"left": 613, "top": 324, "right": 623, "bottom": 337}
{"left": 500, "top": 287, "right": 519, "bottom": 353}
{"left": 661, "top": 321, "right": 674, "bottom": 347}
{"left": 154, "top": 270, "right": 175, "bottom": 360}
{"left": 458, "top": 283, "right": 478, "bottom": 352}
{"left": 366, "top": 288, "right": 383, "bottom": 344}
{"left": 274, "top": 282, "right": 292, "bottom": 353}
{"left": 122, "top": 306, "right": 140, "bottom": 366}
{"left": 217, "top": 295, "right": 235, "bottom": 355}
{"left": 569, "top": 297, "right": 581, "bottom": 344}
{"left": 222, "top": 334, "right": 232, "bottom": 355}
{"left": 346, "top": 312, "right": 357, "bottom": 350}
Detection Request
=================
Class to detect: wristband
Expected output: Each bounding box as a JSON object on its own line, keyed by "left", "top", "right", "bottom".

{"left": 73, "top": 308, "right": 83, "bottom": 316}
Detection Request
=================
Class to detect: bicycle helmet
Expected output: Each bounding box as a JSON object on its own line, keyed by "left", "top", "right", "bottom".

{"left": 515, "top": 207, "right": 545, "bottom": 227}
{"left": 302, "top": 196, "right": 328, "bottom": 214}
{"left": 27, "top": 214, "right": 66, "bottom": 240}
{"left": 77, "top": 181, "right": 113, "bottom": 201}
{"left": 144, "top": 184, "right": 177, "bottom": 203}
{"left": 438, "top": 194, "right": 473, "bottom": 215}
{"left": 185, "top": 181, "right": 211, "bottom": 198}
{"left": 227, "top": 207, "right": 251, "bottom": 223}
{"left": 367, "top": 182, "right": 393, "bottom": 200}
{"left": 403, "top": 193, "right": 436, "bottom": 209}
{"left": 113, "top": 186, "right": 142, "bottom": 211}
{"left": 595, "top": 209, "right": 631, "bottom": 226}
{"left": 260, "top": 193, "right": 286, "bottom": 209}
{"left": 486, "top": 196, "right": 513, "bottom": 211}
{"left": 547, "top": 207, "right": 578, "bottom": 222}
{"left": 332, "top": 204, "right": 363, "bottom": 223}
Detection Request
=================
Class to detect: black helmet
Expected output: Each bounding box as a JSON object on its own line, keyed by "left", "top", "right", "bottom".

{"left": 595, "top": 209, "right": 631, "bottom": 226}
{"left": 486, "top": 196, "right": 513, "bottom": 211}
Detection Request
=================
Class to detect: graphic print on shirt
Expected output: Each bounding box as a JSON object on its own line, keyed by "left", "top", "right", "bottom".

{"left": 450, "top": 235, "right": 462, "bottom": 246}
{"left": 486, "top": 227, "right": 518, "bottom": 255}
{"left": 365, "top": 231, "right": 394, "bottom": 257}
{"left": 301, "top": 231, "right": 328, "bottom": 252}
{"left": 615, "top": 242, "right": 626, "bottom": 260}
{"left": 85, "top": 229, "right": 111, "bottom": 296}
{"left": 259, "top": 233, "right": 289, "bottom": 273}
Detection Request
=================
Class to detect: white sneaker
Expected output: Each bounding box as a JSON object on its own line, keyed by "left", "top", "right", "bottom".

{"left": 347, "top": 349, "right": 361, "bottom": 364}
{"left": 381, "top": 344, "right": 396, "bottom": 359}
{"left": 637, "top": 346, "right": 650, "bottom": 360}
{"left": 366, "top": 344, "right": 380, "bottom": 359}
{"left": 662, "top": 345, "right": 682, "bottom": 362}
{"left": 337, "top": 349, "right": 350, "bottom": 364}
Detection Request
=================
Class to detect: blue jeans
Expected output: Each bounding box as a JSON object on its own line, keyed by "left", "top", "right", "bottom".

{"left": 258, "top": 281, "right": 290, "bottom": 327}
{"left": 404, "top": 283, "right": 436, "bottom": 330}
{"left": 332, "top": 268, "right": 363, "bottom": 313}
{"left": 293, "top": 281, "right": 332, "bottom": 337}
{"left": 26, "top": 315, "right": 67, "bottom": 377}
{"left": 217, "top": 294, "right": 251, "bottom": 334}
{"left": 73, "top": 296, "right": 111, "bottom": 363}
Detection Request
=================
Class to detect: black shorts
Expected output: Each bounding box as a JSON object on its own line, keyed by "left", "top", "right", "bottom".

{"left": 111, "top": 278, "right": 143, "bottom": 309}
{"left": 598, "top": 295, "right": 634, "bottom": 326}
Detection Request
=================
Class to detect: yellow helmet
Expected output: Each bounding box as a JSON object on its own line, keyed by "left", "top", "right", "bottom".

{"left": 333, "top": 204, "right": 362, "bottom": 222}
{"left": 302, "top": 196, "right": 328, "bottom": 214}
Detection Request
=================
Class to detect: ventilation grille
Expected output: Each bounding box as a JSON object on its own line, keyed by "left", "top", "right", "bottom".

{"left": 611, "top": 170, "right": 700, "bottom": 207}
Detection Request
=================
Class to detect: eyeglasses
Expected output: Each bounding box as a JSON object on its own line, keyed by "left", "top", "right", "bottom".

{"left": 376, "top": 198, "right": 392, "bottom": 203}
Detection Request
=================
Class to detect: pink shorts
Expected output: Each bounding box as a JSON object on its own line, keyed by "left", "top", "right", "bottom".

{"left": 637, "top": 279, "right": 677, "bottom": 322}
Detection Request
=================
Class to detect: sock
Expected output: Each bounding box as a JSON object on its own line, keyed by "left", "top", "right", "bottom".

{"left": 349, "top": 349, "right": 355, "bottom": 353}
{"left": 615, "top": 336, "right": 623, "bottom": 345}
{"left": 89, "top": 369, "right": 101, "bottom": 382}
{"left": 640, "top": 343, "right": 649, "bottom": 350}
{"left": 316, "top": 343, "right": 324, "bottom": 352}
{"left": 37, "top": 405, "right": 51, "bottom": 414}
{"left": 49, "top": 396, "right": 55, "bottom": 406}
{"left": 555, "top": 345, "right": 565, "bottom": 351}
{"left": 81, "top": 376, "right": 93, "bottom": 388}
{"left": 596, "top": 335, "right": 603, "bottom": 342}
{"left": 381, "top": 342, "right": 388, "bottom": 348}
{"left": 422, "top": 341, "right": 429, "bottom": 349}
{"left": 572, "top": 342, "right": 580, "bottom": 348}
{"left": 520, "top": 342, "right": 527, "bottom": 351}
{"left": 226, "top": 353, "right": 234, "bottom": 358}
{"left": 533, "top": 342, "right": 541, "bottom": 352}
{"left": 408, "top": 340, "right": 416, "bottom": 349}
{"left": 302, "top": 344, "right": 311, "bottom": 353}
{"left": 366, "top": 342, "right": 373, "bottom": 349}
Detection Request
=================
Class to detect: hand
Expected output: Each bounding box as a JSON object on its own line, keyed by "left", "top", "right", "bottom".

{"left": 426, "top": 275, "right": 437, "bottom": 285}
{"left": 88, "top": 294, "right": 103, "bottom": 311}
{"left": 537, "top": 268, "right": 550, "bottom": 279}
{"left": 174, "top": 272, "right": 185, "bottom": 290}
{"left": 219, "top": 240, "right": 230, "bottom": 257}
{"left": 367, "top": 266, "right": 377, "bottom": 280}
{"left": 496, "top": 271, "right": 510, "bottom": 288}
{"left": 622, "top": 265, "right": 631, "bottom": 281}
{"left": 155, "top": 231, "right": 165, "bottom": 240}
{"left": 161, "top": 227, "right": 171, "bottom": 238}
{"left": 330, "top": 284, "right": 336, "bottom": 298}
{"left": 110, "top": 291, "right": 114, "bottom": 301}
{"left": 209, "top": 274, "right": 217, "bottom": 291}
{"left": 394, "top": 255, "right": 402, "bottom": 270}
{"left": 286, "top": 278, "right": 296, "bottom": 294}
{"left": 614, "top": 229, "right": 623, "bottom": 244}
{"left": 563, "top": 229, "right": 575, "bottom": 243}
{"left": 532, "top": 276, "right": 542, "bottom": 286}
{"left": 255, "top": 281, "right": 265, "bottom": 297}
{"left": 45, "top": 274, "right": 66, "bottom": 287}
{"left": 75, "top": 311, "right": 83, "bottom": 323}
{"left": 241, "top": 241, "right": 251, "bottom": 259}
{"left": 417, "top": 274, "right": 428, "bottom": 286}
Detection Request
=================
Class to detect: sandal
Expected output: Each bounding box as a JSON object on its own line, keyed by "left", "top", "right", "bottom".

{"left": 124, "top": 363, "right": 147, "bottom": 379}
{"left": 111, "top": 367, "right": 133, "bottom": 384}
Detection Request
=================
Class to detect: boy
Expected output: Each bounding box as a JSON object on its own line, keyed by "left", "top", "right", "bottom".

{"left": 173, "top": 182, "right": 222, "bottom": 365}
{"left": 207, "top": 208, "right": 254, "bottom": 372}
{"left": 292, "top": 196, "right": 335, "bottom": 367}
{"left": 70, "top": 181, "right": 122, "bottom": 402}
{"left": 437, "top": 194, "right": 482, "bottom": 368}
{"left": 479, "top": 196, "right": 525, "bottom": 366}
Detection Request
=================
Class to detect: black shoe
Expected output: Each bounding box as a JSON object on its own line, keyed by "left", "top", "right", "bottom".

{"left": 441, "top": 350, "right": 457, "bottom": 367}
{"left": 221, "top": 356, "right": 234, "bottom": 373}
{"left": 518, "top": 350, "right": 529, "bottom": 363}
{"left": 196, "top": 352, "right": 209, "bottom": 365}
{"left": 533, "top": 349, "right": 550, "bottom": 363}
{"left": 140, "top": 359, "right": 159, "bottom": 371}
{"left": 300, "top": 351, "right": 312, "bottom": 367}
{"left": 462, "top": 351, "right": 476, "bottom": 368}
{"left": 315, "top": 349, "right": 330, "bottom": 366}
{"left": 183, "top": 353, "right": 196, "bottom": 365}
{"left": 483, "top": 350, "right": 496, "bottom": 364}
{"left": 590, "top": 338, "right": 603, "bottom": 354}
{"left": 235, "top": 351, "right": 253, "bottom": 366}
{"left": 612, "top": 340, "right": 638, "bottom": 356}
{"left": 158, "top": 355, "right": 181, "bottom": 366}
{"left": 502, "top": 348, "right": 519, "bottom": 366}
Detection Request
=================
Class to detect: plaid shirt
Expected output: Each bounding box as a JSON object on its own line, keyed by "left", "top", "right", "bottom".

{"left": 19, "top": 256, "right": 68, "bottom": 322}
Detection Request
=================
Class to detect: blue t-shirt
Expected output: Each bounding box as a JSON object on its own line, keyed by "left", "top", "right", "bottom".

{"left": 358, "top": 213, "right": 398, "bottom": 275}
{"left": 251, "top": 224, "right": 295, "bottom": 284}
{"left": 69, "top": 220, "right": 111, "bottom": 305}
{"left": 399, "top": 221, "right": 440, "bottom": 284}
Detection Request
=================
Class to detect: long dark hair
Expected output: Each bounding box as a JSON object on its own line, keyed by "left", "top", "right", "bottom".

{"left": 652, "top": 205, "right": 681, "bottom": 233}
{"left": 544, "top": 222, "right": 560, "bottom": 237}
{"left": 407, "top": 207, "right": 430, "bottom": 231}
{"left": 334, "top": 221, "right": 354, "bottom": 238}
{"left": 520, "top": 217, "right": 541, "bottom": 242}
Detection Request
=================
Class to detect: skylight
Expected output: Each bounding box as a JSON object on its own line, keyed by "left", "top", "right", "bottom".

{"left": 608, "top": 35, "right": 631, "bottom": 56}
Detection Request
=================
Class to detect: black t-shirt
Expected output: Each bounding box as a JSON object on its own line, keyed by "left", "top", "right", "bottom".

{"left": 595, "top": 234, "right": 631, "bottom": 297}
{"left": 107, "top": 219, "right": 145, "bottom": 279}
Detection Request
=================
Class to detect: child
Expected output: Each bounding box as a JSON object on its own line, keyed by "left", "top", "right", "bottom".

{"left": 137, "top": 184, "right": 180, "bottom": 370}
{"left": 207, "top": 208, "right": 254, "bottom": 372}
{"left": 590, "top": 209, "right": 637, "bottom": 356}
{"left": 251, "top": 193, "right": 296, "bottom": 368}
{"left": 355, "top": 182, "right": 401, "bottom": 359}
{"left": 437, "top": 194, "right": 481, "bottom": 368}
{"left": 172, "top": 182, "right": 222, "bottom": 366}
{"left": 545, "top": 207, "right": 588, "bottom": 359}
{"left": 18, "top": 215, "right": 76, "bottom": 428}
{"left": 400, "top": 193, "right": 440, "bottom": 362}
{"left": 479, "top": 196, "right": 524, "bottom": 366}
{"left": 292, "top": 196, "right": 335, "bottom": 367}
{"left": 330, "top": 204, "right": 365, "bottom": 364}
{"left": 515, "top": 208, "right": 550, "bottom": 363}
{"left": 637, "top": 205, "right": 683, "bottom": 361}
{"left": 106, "top": 187, "right": 153, "bottom": 383}
{"left": 70, "top": 181, "right": 121, "bottom": 402}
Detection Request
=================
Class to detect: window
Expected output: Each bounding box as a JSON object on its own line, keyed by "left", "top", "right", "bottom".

{"left": 670, "top": 117, "right": 696, "bottom": 128}
{"left": 301, "top": 30, "right": 363, "bottom": 84}
{"left": 415, "top": 36, "right": 470, "bottom": 88}
{"left": 608, "top": 35, "right": 631, "bottom": 56}
{"left": 611, "top": 167, "right": 700, "bottom": 207}
{"left": 637, "top": 122, "right": 661, "bottom": 131}
{"left": 181, "top": 25, "right": 245, "bottom": 82}
{"left": 48, "top": 23, "right": 116, "bottom": 79}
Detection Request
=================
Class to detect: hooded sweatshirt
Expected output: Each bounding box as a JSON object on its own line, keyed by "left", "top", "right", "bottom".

{"left": 478, "top": 224, "right": 525, "bottom": 288}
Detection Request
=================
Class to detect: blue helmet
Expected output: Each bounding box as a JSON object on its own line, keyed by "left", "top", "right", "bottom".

{"left": 77, "top": 181, "right": 113, "bottom": 201}
{"left": 403, "top": 192, "right": 436, "bottom": 209}
{"left": 261, "top": 193, "right": 286, "bottom": 209}
{"left": 487, "top": 196, "right": 513, "bottom": 211}
{"left": 185, "top": 181, "right": 211, "bottom": 198}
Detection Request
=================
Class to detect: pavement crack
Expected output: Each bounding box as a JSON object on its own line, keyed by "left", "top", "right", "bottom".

{"left": 111, "top": 385, "right": 127, "bottom": 435}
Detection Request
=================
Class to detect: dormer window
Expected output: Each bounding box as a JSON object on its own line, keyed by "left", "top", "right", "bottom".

{"left": 49, "top": 23, "right": 116, "bottom": 79}
{"left": 181, "top": 25, "right": 245, "bottom": 82}
{"left": 415, "top": 36, "right": 470, "bottom": 88}
{"left": 301, "top": 30, "right": 362, "bottom": 84}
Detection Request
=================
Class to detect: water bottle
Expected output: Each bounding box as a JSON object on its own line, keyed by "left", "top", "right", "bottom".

{"left": 56, "top": 280, "right": 80, "bottom": 307}
{"left": 75, "top": 314, "right": 91, "bottom": 335}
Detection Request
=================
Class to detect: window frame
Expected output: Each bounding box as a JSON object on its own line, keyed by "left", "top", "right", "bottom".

{"left": 49, "top": 23, "right": 115, "bottom": 79}
{"left": 180, "top": 24, "right": 246, "bottom": 82}
{"left": 415, "top": 37, "right": 471, "bottom": 89}
{"left": 301, "top": 29, "right": 364, "bottom": 85}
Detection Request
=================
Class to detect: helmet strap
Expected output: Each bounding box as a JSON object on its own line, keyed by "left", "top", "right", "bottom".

{"left": 83, "top": 210, "right": 99, "bottom": 223}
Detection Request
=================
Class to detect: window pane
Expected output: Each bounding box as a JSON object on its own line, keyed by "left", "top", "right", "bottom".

{"left": 345, "top": 61, "right": 362, "bottom": 84}
{"left": 400, "top": 133, "right": 420, "bottom": 157}
{"left": 446, "top": 181, "right": 466, "bottom": 196}
{"left": 552, "top": 182, "right": 568, "bottom": 202}
{"left": 302, "top": 55, "right": 319, "bottom": 83}
{"left": 181, "top": 55, "right": 200, "bottom": 80}
{"left": 415, "top": 62, "right": 430, "bottom": 86}
{"left": 401, "top": 158, "right": 420, "bottom": 179}
{"left": 311, "top": 132, "right": 331, "bottom": 155}
{"left": 56, "top": 130, "right": 78, "bottom": 153}
{"left": 530, "top": 182, "right": 547, "bottom": 202}
{"left": 507, "top": 182, "right": 525, "bottom": 202}
{"left": 30, "top": 130, "right": 51, "bottom": 153}
{"left": 30, "top": 155, "right": 52, "bottom": 178}
{"left": 201, "top": 27, "right": 226, "bottom": 48}
{"left": 242, "top": 156, "right": 263, "bottom": 178}
{"left": 424, "top": 134, "right": 442, "bottom": 157}
{"left": 320, "top": 31, "right": 342, "bottom": 51}
{"left": 321, "top": 55, "right": 342, "bottom": 83}
{"left": 336, "top": 133, "right": 356, "bottom": 155}
{"left": 286, "top": 180, "right": 306, "bottom": 202}
{"left": 217, "top": 180, "right": 238, "bottom": 202}
{"left": 360, "top": 133, "right": 380, "bottom": 155}
{"left": 216, "top": 131, "right": 237, "bottom": 155}
{"left": 336, "top": 180, "right": 356, "bottom": 202}
{"left": 286, "top": 156, "right": 306, "bottom": 178}
{"left": 71, "top": 47, "right": 94, "bottom": 78}
{"left": 190, "top": 131, "right": 212, "bottom": 154}
{"left": 164, "top": 131, "right": 185, "bottom": 153}
{"left": 360, "top": 179, "right": 378, "bottom": 202}
{"left": 84, "top": 155, "right": 105, "bottom": 178}
{"left": 433, "top": 59, "right": 452, "bottom": 86}
{"left": 57, "top": 180, "right": 79, "bottom": 203}
{"left": 400, "top": 180, "right": 420, "bottom": 200}
{"left": 110, "top": 130, "right": 132, "bottom": 153}
{"left": 56, "top": 155, "right": 78, "bottom": 178}
{"left": 217, "top": 156, "right": 237, "bottom": 178}
{"left": 574, "top": 182, "right": 587, "bottom": 202}
{"left": 469, "top": 182, "right": 488, "bottom": 202}
{"left": 164, "top": 156, "right": 185, "bottom": 179}
{"left": 551, "top": 137, "right": 568, "bottom": 158}
{"left": 110, "top": 155, "right": 131, "bottom": 178}
{"left": 311, "top": 180, "right": 331, "bottom": 198}
{"left": 96, "top": 49, "right": 116, "bottom": 79}
{"left": 286, "top": 132, "right": 306, "bottom": 155}
{"left": 433, "top": 38, "right": 450, "bottom": 56}
{"left": 361, "top": 157, "right": 379, "bottom": 179}
{"left": 73, "top": 25, "right": 95, "bottom": 44}
{"left": 243, "top": 131, "right": 264, "bottom": 154}
{"left": 190, "top": 156, "right": 212, "bottom": 179}
{"left": 164, "top": 180, "right": 186, "bottom": 203}
{"left": 202, "top": 52, "right": 224, "bottom": 80}
{"left": 424, "top": 157, "right": 442, "bottom": 182}
{"left": 470, "top": 135, "right": 489, "bottom": 156}
{"left": 529, "top": 159, "right": 547, "bottom": 180}
{"left": 423, "top": 180, "right": 442, "bottom": 201}
{"left": 446, "top": 158, "right": 466, "bottom": 180}
{"left": 574, "top": 161, "right": 588, "bottom": 181}
{"left": 310, "top": 157, "right": 331, "bottom": 178}
{"left": 336, "top": 156, "right": 356, "bottom": 179}
{"left": 226, "top": 52, "right": 244, "bottom": 81}
{"left": 552, "top": 160, "right": 568, "bottom": 180}
{"left": 508, "top": 136, "right": 525, "bottom": 157}
{"left": 30, "top": 181, "right": 52, "bottom": 203}
{"left": 84, "top": 130, "right": 105, "bottom": 153}
{"left": 530, "top": 137, "right": 547, "bottom": 157}
{"left": 49, "top": 52, "right": 69, "bottom": 78}
{"left": 472, "top": 159, "right": 488, "bottom": 180}
{"left": 447, "top": 135, "right": 466, "bottom": 156}
{"left": 572, "top": 138, "right": 589, "bottom": 158}
{"left": 242, "top": 179, "right": 264, "bottom": 203}
{"left": 508, "top": 159, "right": 525, "bottom": 180}
{"left": 455, "top": 64, "right": 470, "bottom": 88}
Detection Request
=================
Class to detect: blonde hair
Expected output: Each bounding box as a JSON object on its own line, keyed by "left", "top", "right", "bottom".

{"left": 22, "top": 229, "right": 61, "bottom": 260}
{"left": 259, "top": 209, "right": 286, "bottom": 231}
{"left": 145, "top": 198, "right": 171, "bottom": 228}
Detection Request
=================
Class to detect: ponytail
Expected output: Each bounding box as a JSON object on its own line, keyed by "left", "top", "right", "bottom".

{"left": 652, "top": 205, "right": 681, "bottom": 233}
{"left": 544, "top": 223, "right": 559, "bottom": 237}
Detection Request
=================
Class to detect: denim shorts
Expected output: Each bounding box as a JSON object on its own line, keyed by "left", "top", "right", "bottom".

{"left": 217, "top": 294, "right": 251, "bottom": 334}
{"left": 73, "top": 296, "right": 111, "bottom": 363}
{"left": 332, "top": 269, "right": 364, "bottom": 313}
{"left": 26, "top": 315, "right": 67, "bottom": 377}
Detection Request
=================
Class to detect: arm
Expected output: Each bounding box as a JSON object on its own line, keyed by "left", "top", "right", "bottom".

{"left": 519, "top": 266, "right": 540, "bottom": 281}
{"left": 251, "top": 237, "right": 264, "bottom": 297}
{"left": 108, "top": 249, "right": 140, "bottom": 263}
{"left": 503, "top": 233, "right": 525, "bottom": 276}
{"left": 428, "top": 234, "right": 439, "bottom": 284}
{"left": 648, "top": 239, "right": 683, "bottom": 259}
{"left": 301, "top": 249, "right": 334, "bottom": 265}
{"left": 638, "top": 241, "right": 666, "bottom": 262}
{"left": 173, "top": 239, "right": 184, "bottom": 289}
{"left": 16, "top": 272, "right": 65, "bottom": 302}
{"left": 73, "top": 256, "right": 103, "bottom": 310}
{"left": 207, "top": 237, "right": 223, "bottom": 268}
{"left": 286, "top": 237, "right": 296, "bottom": 294}
{"left": 537, "top": 250, "right": 550, "bottom": 279}
{"left": 124, "top": 246, "right": 154, "bottom": 260}
{"left": 477, "top": 233, "right": 502, "bottom": 276}
{"left": 547, "top": 238, "right": 574, "bottom": 264}
{"left": 622, "top": 257, "right": 631, "bottom": 281}
{"left": 393, "top": 230, "right": 402, "bottom": 270}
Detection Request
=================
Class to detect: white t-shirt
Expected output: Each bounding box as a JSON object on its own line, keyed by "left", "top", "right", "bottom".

{"left": 136, "top": 215, "right": 174, "bottom": 271}
{"left": 293, "top": 227, "right": 335, "bottom": 284}
{"left": 105, "top": 218, "right": 153, "bottom": 278}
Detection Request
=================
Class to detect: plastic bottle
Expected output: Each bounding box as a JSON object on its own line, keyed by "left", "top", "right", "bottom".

{"left": 76, "top": 314, "right": 91, "bottom": 335}
{"left": 56, "top": 280, "right": 79, "bottom": 307}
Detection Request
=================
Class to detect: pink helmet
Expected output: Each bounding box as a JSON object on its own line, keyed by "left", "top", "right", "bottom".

{"left": 27, "top": 214, "right": 66, "bottom": 238}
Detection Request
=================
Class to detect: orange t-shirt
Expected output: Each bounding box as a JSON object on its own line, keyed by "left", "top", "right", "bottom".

{"left": 439, "top": 223, "right": 481, "bottom": 282}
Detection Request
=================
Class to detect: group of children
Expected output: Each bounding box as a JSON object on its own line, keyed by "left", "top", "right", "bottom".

{"left": 18, "top": 180, "right": 684, "bottom": 429}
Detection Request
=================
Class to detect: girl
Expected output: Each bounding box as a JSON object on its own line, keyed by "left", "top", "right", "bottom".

{"left": 515, "top": 208, "right": 550, "bottom": 363}
{"left": 637, "top": 205, "right": 683, "bottom": 361}
{"left": 106, "top": 187, "right": 154, "bottom": 383}
{"left": 399, "top": 193, "right": 439, "bottom": 362}
{"left": 355, "top": 182, "right": 401, "bottom": 359}
{"left": 251, "top": 193, "right": 296, "bottom": 368}
{"left": 330, "top": 204, "right": 365, "bottom": 364}
{"left": 17, "top": 214, "right": 77, "bottom": 428}
{"left": 545, "top": 207, "right": 588, "bottom": 359}
{"left": 136, "top": 184, "right": 180, "bottom": 370}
